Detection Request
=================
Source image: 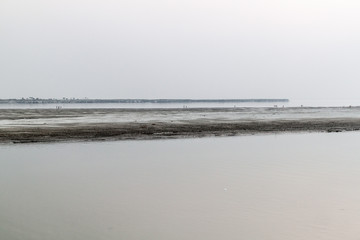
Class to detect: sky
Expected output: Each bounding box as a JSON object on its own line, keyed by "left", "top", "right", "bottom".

{"left": 1, "top": 0, "right": 360, "bottom": 100}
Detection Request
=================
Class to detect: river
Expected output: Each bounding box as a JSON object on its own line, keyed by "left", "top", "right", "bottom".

{"left": 1, "top": 132, "right": 360, "bottom": 239}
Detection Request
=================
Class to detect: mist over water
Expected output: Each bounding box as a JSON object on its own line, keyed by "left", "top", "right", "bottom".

{"left": 2, "top": 0, "right": 360, "bottom": 237}
{"left": 1, "top": 132, "right": 360, "bottom": 239}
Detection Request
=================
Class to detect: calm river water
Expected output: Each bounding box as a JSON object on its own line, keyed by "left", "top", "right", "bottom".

{"left": 1, "top": 133, "right": 360, "bottom": 239}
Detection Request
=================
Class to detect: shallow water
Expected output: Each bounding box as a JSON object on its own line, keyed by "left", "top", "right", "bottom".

{"left": 0, "top": 98, "right": 359, "bottom": 109}
{"left": 1, "top": 133, "right": 360, "bottom": 239}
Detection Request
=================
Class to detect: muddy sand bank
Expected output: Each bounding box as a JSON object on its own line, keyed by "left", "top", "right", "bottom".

{"left": 1, "top": 107, "right": 360, "bottom": 143}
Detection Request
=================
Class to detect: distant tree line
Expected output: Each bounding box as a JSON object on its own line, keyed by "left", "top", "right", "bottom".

{"left": 0, "top": 98, "right": 289, "bottom": 104}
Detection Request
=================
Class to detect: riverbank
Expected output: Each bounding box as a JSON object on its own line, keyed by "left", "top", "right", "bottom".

{"left": 0, "top": 107, "right": 360, "bottom": 143}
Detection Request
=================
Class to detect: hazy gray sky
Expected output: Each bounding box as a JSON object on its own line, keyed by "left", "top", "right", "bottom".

{"left": 1, "top": 0, "right": 360, "bottom": 100}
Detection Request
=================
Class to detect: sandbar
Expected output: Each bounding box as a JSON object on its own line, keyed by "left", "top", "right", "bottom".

{"left": 0, "top": 107, "right": 360, "bottom": 143}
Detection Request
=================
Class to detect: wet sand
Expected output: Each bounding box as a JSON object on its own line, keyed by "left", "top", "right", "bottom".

{"left": 1, "top": 107, "right": 360, "bottom": 143}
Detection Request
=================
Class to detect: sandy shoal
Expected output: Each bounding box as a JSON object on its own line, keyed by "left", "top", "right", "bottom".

{"left": 0, "top": 107, "right": 359, "bottom": 143}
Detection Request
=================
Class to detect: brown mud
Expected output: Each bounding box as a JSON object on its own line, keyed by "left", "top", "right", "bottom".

{"left": 0, "top": 108, "right": 360, "bottom": 143}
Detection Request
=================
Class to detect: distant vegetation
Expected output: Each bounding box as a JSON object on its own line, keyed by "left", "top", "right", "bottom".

{"left": 0, "top": 98, "right": 289, "bottom": 104}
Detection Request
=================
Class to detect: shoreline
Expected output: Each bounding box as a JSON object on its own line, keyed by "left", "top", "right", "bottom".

{"left": 1, "top": 108, "right": 360, "bottom": 143}
{"left": 1, "top": 119, "right": 360, "bottom": 144}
